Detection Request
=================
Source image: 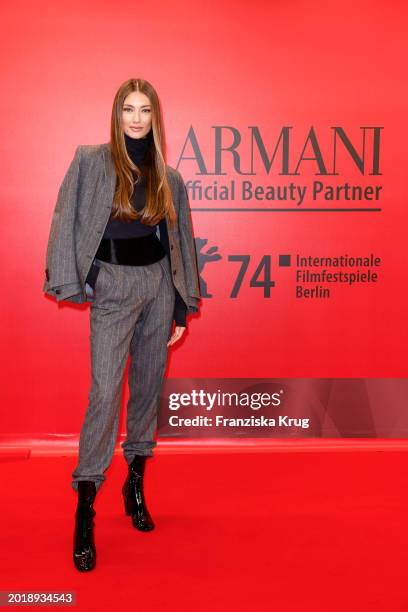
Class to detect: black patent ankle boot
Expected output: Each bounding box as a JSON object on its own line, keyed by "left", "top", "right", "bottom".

{"left": 122, "top": 455, "right": 155, "bottom": 531}
{"left": 73, "top": 481, "right": 97, "bottom": 571}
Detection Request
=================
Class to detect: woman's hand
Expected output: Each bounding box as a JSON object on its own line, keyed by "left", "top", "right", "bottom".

{"left": 167, "top": 325, "right": 186, "bottom": 347}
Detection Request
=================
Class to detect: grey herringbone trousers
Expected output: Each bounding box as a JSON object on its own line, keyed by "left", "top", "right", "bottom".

{"left": 71, "top": 255, "right": 175, "bottom": 492}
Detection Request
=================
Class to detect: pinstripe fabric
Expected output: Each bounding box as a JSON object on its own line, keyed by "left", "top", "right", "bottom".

{"left": 71, "top": 254, "right": 175, "bottom": 492}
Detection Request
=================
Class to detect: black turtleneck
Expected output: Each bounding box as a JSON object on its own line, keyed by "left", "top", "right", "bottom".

{"left": 124, "top": 130, "right": 152, "bottom": 165}
{"left": 86, "top": 129, "right": 188, "bottom": 326}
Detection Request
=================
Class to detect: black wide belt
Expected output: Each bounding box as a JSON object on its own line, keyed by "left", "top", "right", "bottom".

{"left": 95, "top": 233, "right": 167, "bottom": 266}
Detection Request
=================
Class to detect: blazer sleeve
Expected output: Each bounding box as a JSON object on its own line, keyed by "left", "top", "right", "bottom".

{"left": 177, "top": 173, "right": 201, "bottom": 314}
{"left": 43, "top": 145, "right": 83, "bottom": 301}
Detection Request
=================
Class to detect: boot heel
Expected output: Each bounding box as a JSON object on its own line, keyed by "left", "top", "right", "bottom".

{"left": 122, "top": 481, "right": 134, "bottom": 516}
{"left": 123, "top": 497, "right": 132, "bottom": 516}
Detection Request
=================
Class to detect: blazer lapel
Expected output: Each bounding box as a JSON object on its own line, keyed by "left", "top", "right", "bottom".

{"left": 102, "top": 143, "right": 118, "bottom": 207}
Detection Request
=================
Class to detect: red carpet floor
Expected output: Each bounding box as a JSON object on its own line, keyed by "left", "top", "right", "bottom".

{"left": 1, "top": 448, "right": 408, "bottom": 611}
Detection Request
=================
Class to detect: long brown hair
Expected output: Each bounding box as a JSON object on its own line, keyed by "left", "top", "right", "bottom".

{"left": 109, "top": 78, "right": 177, "bottom": 228}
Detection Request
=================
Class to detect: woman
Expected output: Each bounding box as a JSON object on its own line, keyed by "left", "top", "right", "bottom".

{"left": 43, "top": 78, "right": 201, "bottom": 572}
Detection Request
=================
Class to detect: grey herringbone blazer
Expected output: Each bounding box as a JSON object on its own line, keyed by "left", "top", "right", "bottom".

{"left": 42, "top": 144, "right": 201, "bottom": 314}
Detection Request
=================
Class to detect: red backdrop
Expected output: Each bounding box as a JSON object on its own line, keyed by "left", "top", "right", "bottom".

{"left": 1, "top": 0, "right": 406, "bottom": 437}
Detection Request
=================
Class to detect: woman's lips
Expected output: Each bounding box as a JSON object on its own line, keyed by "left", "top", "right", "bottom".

{"left": 131, "top": 127, "right": 143, "bottom": 131}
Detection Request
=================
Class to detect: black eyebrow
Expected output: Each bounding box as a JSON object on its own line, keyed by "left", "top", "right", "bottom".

{"left": 123, "top": 104, "right": 151, "bottom": 109}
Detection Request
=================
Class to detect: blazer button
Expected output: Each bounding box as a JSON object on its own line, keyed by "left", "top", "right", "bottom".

{"left": 55, "top": 289, "right": 61, "bottom": 294}
{"left": 170, "top": 244, "right": 174, "bottom": 250}
{"left": 173, "top": 269, "right": 177, "bottom": 276}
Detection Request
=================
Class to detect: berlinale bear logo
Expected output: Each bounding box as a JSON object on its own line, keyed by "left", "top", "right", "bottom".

{"left": 194, "top": 237, "right": 221, "bottom": 298}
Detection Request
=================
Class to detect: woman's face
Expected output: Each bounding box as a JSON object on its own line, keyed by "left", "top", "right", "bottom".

{"left": 122, "top": 91, "right": 152, "bottom": 139}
